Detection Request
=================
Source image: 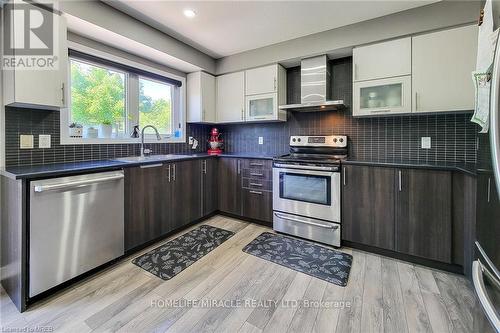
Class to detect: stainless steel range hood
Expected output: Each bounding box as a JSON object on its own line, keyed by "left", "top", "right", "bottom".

{"left": 279, "top": 55, "right": 345, "bottom": 112}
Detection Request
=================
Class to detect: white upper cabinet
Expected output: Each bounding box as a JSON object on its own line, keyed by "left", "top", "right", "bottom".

{"left": 353, "top": 37, "right": 411, "bottom": 82}
{"left": 216, "top": 71, "right": 245, "bottom": 123}
{"left": 245, "top": 64, "right": 278, "bottom": 95}
{"left": 3, "top": 3, "right": 68, "bottom": 110}
{"left": 187, "top": 71, "right": 216, "bottom": 123}
{"left": 412, "top": 25, "right": 478, "bottom": 113}
{"left": 244, "top": 64, "right": 287, "bottom": 122}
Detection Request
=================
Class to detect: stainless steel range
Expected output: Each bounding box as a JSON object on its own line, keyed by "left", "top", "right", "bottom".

{"left": 273, "top": 135, "right": 347, "bottom": 247}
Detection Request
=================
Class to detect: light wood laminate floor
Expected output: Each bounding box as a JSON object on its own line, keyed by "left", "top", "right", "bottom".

{"left": 0, "top": 215, "right": 478, "bottom": 332}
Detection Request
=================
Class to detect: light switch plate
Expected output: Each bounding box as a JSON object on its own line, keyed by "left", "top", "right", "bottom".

{"left": 421, "top": 137, "right": 431, "bottom": 149}
{"left": 39, "top": 134, "right": 51, "bottom": 148}
{"left": 20, "top": 135, "right": 34, "bottom": 149}
{"left": 258, "top": 137, "right": 264, "bottom": 145}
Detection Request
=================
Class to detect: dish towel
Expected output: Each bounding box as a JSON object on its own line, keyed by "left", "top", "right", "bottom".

{"left": 471, "top": 0, "right": 499, "bottom": 132}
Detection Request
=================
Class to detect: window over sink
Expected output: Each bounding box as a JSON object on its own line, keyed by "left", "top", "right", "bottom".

{"left": 61, "top": 47, "right": 185, "bottom": 144}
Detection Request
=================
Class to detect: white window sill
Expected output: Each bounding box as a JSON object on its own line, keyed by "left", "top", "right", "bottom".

{"left": 60, "top": 136, "right": 186, "bottom": 145}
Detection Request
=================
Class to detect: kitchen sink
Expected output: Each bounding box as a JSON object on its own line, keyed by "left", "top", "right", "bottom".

{"left": 112, "top": 154, "right": 192, "bottom": 163}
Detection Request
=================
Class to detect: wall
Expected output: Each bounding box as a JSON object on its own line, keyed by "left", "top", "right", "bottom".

{"left": 4, "top": 107, "right": 210, "bottom": 166}
{"left": 68, "top": 32, "right": 187, "bottom": 79}
{"left": 220, "top": 57, "right": 479, "bottom": 164}
{"left": 216, "top": 1, "right": 480, "bottom": 74}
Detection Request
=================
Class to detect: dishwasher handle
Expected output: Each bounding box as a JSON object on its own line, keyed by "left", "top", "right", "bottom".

{"left": 34, "top": 173, "right": 124, "bottom": 193}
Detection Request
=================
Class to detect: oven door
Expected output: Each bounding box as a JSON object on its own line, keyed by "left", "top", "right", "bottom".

{"left": 273, "top": 166, "right": 340, "bottom": 222}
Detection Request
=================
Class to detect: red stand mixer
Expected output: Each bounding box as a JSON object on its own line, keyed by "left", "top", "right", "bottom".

{"left": 207, "top": 127, "right": 223, "bottom": 155}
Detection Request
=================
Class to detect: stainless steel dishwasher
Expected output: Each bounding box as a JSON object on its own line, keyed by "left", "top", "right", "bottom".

{"left": 29, "top": 170, "right": 125, "bottom": 297}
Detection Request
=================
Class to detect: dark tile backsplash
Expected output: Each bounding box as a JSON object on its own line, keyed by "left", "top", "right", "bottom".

{"left": 5, "top": 107, "right": 211, "bottom": 167}
{"left": 5, "top": 56, "right": 479, "bottom": 167}
{"left": 221, "top": 57, "right": 479, "bottom": 164}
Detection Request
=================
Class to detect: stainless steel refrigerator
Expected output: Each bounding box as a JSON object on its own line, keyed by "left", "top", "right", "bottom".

{"left": 473, "top": 23, "right": 500, "bottom": 332}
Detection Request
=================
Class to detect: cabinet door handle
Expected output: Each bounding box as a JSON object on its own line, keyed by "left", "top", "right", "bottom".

{"left": 172, "top": 164, "right": 176, "bottom": 181}
{"left": 249, "top": 190, "right": 262, "bottom": 195}
{"left": 249, "top": 182, "right": 263, "bottom": 187}
{"left": 249, "top": 163, "right": 264, "bottom": 167}
{"left": 415, "top": 92, "right": 418, "bottom": 111}
{"left": 398, "top": 170, "right": 402, "bottom": 192}
{"left": 354, "top": 63, "right": 358, "bottom": 80}
{"left": 61, "top": 83, "right": 65, "bottom": 105}
{"left": 203, "top": 160, "right": 207, "bottom": 174}
{"left": 273, "top": 77, "right": 277, "bottom": 91}
{"left": 488, "top": 177, "right": 491, "bottom": 203}
{"left": 241, "top": 108, "right": 244, "bottom": 120}
{"left": 237, "top": 160, "right": 241, "bottom": 174}
{"left": 167, "top": 164, "right": 171, "bottom": 182}
{"left": 343, "top": 167, "right": 347, "bottom": 186}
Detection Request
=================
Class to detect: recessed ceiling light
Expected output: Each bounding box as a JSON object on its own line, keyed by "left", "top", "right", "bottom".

{"left": 183, "top": 9, "right": 196, "bottom": 18}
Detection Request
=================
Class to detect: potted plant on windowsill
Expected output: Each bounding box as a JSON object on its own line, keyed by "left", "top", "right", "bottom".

{"left": 99, "top": 120, "right": 113, "bottom": 138}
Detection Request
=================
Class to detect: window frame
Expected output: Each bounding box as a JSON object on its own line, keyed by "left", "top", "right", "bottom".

{"left": 60, "top": 42, "right": 186, "bottom": 145}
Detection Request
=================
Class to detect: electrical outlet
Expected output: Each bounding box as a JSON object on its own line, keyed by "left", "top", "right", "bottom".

{"left": 421, "top": 137, "right": 431, "bottom": 149}
{"left": 258, "top": 137, "right": 264, "bottom": 145}
{"left": 20, "top": 135, "right": 34, "bottom": 149}
{"left": 39, "top": 134, "right": 51, "bottom": 148}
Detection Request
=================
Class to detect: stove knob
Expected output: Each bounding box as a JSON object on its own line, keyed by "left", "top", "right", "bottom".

{"left": 339, "top": 138, "right": 344, "bottom": 143}
{"left": 292, "top": 138, "right": 296, "bottom": 142}
{"left": 333, "top": 138, "right": 338, "bottom": 143}
{"left": 297, "top": 138, "right": 301, "bottom": 142}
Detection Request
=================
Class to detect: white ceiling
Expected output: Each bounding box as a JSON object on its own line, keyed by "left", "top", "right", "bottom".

{"left": 105, "top": 0, "right": 439, "bottom": 59}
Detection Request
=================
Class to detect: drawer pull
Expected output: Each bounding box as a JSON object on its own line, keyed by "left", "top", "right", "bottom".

{"left": 140, "top": 163, "right": 163, "bottom": 169}
{"left": 249, "top": 183, "right": 263, "bottom": 187}
{"left": 249, "top": 190, "right": 263, "bottom": 195}
{"left": 249, "top": 163, "right": 264, "bottom": 166}
{"left": 250, "top": 172, "right": 264, "bottom": 176}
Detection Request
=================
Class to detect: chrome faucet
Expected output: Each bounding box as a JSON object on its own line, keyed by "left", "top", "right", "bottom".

{"left": 140, "top": 125, "right": 162, "bottom": 158}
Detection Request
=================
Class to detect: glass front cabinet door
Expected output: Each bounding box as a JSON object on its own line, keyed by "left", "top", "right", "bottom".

{"left": 245, "top": 93, "right": 278, "bottom": 121}
{"left": 353, "top": 75, "right": 411, "bottom": 117}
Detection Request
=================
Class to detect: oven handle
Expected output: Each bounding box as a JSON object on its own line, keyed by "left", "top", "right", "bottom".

{"left": 274, "top": 212, "right": 339, "bottom": 230}
{"left": 273, "top": 163, "right": 339, "bottom": 172}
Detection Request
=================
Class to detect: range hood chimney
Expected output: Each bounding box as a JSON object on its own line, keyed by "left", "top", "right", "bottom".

{"left": 279, "top": 55, "right": 345, "bottom": 112}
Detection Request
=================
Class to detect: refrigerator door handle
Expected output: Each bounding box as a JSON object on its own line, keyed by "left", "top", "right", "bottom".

{"left": 490, "top": 32, "right": 500, "bottom": 194}
{"left": 472, "top": 260, "right": 500, "bottom": 331}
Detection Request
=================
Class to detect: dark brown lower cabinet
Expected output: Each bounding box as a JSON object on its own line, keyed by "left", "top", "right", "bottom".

{"left": 395, "top": 169, "right": 452, "bottom": 263}
{"left": 171, "top": 160, "right": 203, "bottom": 229}
{"left": 218, "top": 158, "right": 242, "bottom": 215}
{"left": 202, "top": 158, "right": 218, "bottom": 215}
{"left": 342, "top": 165, "right": 395, "bottom": 250}
{"left": 241, "top": 189, "right": 273, "bottom": 224}
{"left": 125, "top": 164, "right": 169, "bottom": 251}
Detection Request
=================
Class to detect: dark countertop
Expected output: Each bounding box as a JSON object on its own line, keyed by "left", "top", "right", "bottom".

{"left": 0, "top": 153, "right": 277, "bottom": 180}
{"left": 0, "top": 153, "right": 219, "bottom": 180}
{"left": 342, "top": 159, "right": 477, "bottom": 176}
{"left": 2, "top": 153, "right": 479, "bottom": 180}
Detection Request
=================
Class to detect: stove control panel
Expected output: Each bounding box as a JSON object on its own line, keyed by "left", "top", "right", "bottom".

{"left": 290, "top": 135, "right": 347, "bottom": 148}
